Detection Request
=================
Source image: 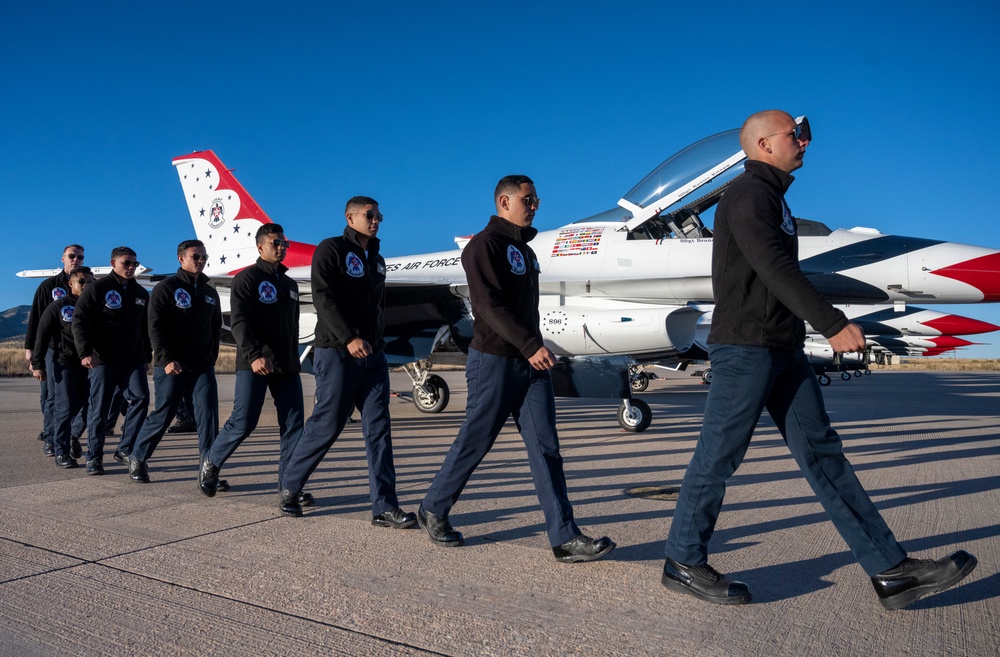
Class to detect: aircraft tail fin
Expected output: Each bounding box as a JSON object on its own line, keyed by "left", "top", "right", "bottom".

{"left": 172, "top": 150, "right": 313, "bottom": 275}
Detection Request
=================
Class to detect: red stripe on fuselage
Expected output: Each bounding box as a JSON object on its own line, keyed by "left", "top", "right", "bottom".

{"left": 931, "top": 252, "right": 1000, "bottom": 301}
{"left": 922, "top": 315, "right": 1000, "bottom": 336}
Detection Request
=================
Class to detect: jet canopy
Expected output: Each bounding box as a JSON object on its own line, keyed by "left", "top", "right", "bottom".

{"left": 618, "top": 128, "right": 744, "bottom": 239}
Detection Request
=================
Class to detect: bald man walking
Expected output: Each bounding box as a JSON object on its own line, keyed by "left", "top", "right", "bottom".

{"left": 661, "top": 110, "right": 977, "bottom": 610}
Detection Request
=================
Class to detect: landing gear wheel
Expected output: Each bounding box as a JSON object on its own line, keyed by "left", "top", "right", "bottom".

{"left": 841, "top": 371, "right": 851, "bottom": 381}
{"left": 818, "top": 374, "right": 831, "bottom": 386}
{"left": 854, "top": 369, "right": 863, "bottom": 377}
{"left": 413, "top": 374, "right": 450, "bottom": 413}
{"left": 864, "top": 368, "right": 871, "bottom": 376}
{"left": 617, "top": 399, "right": 652, "bottom": 433}
{"left": 702, "top": 368, "right": 713, "bottom": 385}
{"left": 630, "top": 372, "right": 650, "bottom": 392}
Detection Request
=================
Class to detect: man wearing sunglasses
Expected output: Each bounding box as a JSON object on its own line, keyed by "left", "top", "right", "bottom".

{"left": 72, "top": 246, "right": 151, "bottom": 475}
{"left": 128, "top": 240, "right": 222, "bottom": 484}
{"left": 279, "top": 196, "right": 415, "bottom": 527}
{"left": 660, "top": 110, "right": 976, "bottom": 610}
{"left": 198, "top": 224, "right": 306, "bottom": 502}
{"left": 30, "top": 266, "right": 94, "bottom": 468}
{"left": 25, "top": 244, "right": 88, "bottom": 460}
{"left": 415, "top": 175, "right": 615, "bottom": 563}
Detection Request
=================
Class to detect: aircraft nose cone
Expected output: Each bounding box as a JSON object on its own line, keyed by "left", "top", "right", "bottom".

{"left": 929, "top": 336, "right": 975, "bottom": 348}
{"left": 922, "top": 315, "right": 1000, "bottom": 336}
{"left": 931, "top": 252, "right": 1000, "bottom": 301}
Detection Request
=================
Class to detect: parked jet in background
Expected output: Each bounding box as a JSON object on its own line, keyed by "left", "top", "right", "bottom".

{"left": 167, "top": 126, "right": 1000, "bottom": 431}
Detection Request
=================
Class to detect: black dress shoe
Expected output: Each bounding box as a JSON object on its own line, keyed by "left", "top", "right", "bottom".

{"left": 297, "top": 491, "right": 314, "bottom": 506}
{"left": 85, "top": 459, "right": 104, "bottom": 475}
{"left": 872, "top": 550, "right": 978, "bottom": 611}
{"left": 217, "top": 479, "right": 231, "bottom": 493}
{"left": 55, "top": 454, "right": 78, "bottom": 469}
{"left": 279, "top": 489, "right": 303, "bottom": 517}
{"left": 70, "top": 436, "right": 83, "bottom": 459}
{"left": 552, "top": 534, "right": 616, "bottom": 563}
{"left": 43, "top": 441, "right": 55, "bottom": 456}
{"left": 372, "top": 508, "right": 418, "bottom": 529}
{"left": 112, "top": 450, "right": 130, "bottom": 465}
{"left": 661, "top": 557, "right": 752, "bottom": 605}
{"left": 167, "top": 421, "right": 197, "bottom": 433}
{"left": 198, "top": 454, "right": 219, "bottom": 497}
{"left": 129, "top": 458, "right": 150, "bottom": 483}
{"left": 416, "top": 505, "right": 463, "bottom": 546}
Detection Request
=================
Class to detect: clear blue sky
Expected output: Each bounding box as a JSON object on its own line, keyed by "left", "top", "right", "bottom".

{"left": 3, "top": 1, "right": 999, "bottom": 356}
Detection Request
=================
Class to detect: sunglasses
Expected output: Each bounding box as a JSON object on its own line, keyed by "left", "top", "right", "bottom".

{"left": 354, "top": 210, "right": 385, "bottom": 222}
{"left": 66, "top": 253, "right": 84, "bottom": 260}
{"left": 269, "top": 239, "right": 291, "bottom": 248}
{"left": 120, "top": 260, "right": 140, "bottom": 268}
{"left": 767, "top": 117, "right": 811, "bottom": 143}
{"left": 508, "top": 195, "right": 541, "bottom": 208}
{"left": 189, "top": 254, "right": 209, "bottom": 262}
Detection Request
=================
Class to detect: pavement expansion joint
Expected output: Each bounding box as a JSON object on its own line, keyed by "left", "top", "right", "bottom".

{"left": 93, "top": 561, "right": 456, "bottom": 657}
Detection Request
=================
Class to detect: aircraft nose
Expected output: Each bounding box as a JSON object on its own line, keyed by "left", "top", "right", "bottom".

{"left": 929, "top": 336, "right": 975, "bottom": 348}
{"left": 921, "top": 314, "right": 1000, "bottom": 335}
{"left": 930, "top": 252, "right": 1000, "bottom": 301}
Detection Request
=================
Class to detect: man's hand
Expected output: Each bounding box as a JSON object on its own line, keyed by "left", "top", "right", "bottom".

{"left": 347, "top": 337, "right": 372, "bottom": 359}
{"left": 81, "top": 354, "right": 99, "bottom": 369}
{"left": 165, "top": 361, "right": 183, "bottom": 375}
{"left": 251, "top": 357, "right": 273, "bottom": 375}
{"left": 528, "top": 346, "right": 557, "bottom": 370}
{"left": 828, "top": 323, "right": 866, "bottom": 353}
{"left": 31, "top": 368, "right": 45, "bottom": 382}
{"left": 24, "top": 349, "right": 32, "bottom": 362}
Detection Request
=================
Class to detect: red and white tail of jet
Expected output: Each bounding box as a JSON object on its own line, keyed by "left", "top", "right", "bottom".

{"left": 172, "top": 150, "right": 315, "bottom": 276}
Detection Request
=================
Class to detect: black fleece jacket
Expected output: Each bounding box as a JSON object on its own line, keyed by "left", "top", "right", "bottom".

{"left": 25, "top": 271, "right": 72, "bottom": 351}
{"left": 31, "top": 294, "right": 83, "bottom": 369}
{"left": 708, "top": 160, "right": 848, "bottom": 349}
{"left": 72, "top": 272, "right": 151, "bottom": 366}
{"left": 311, "top": 226, "right": 386, "bottom": 352}
{"left": 229, "top": 258, "right": 301, "bottom": 373}
{"left": 148, "top": 268, "right": 222, "bottom": 369}
{"left": 463, "top": 215, "right": 544, "bottom": 360}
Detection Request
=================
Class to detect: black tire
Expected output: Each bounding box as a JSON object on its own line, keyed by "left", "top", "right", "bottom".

{"left": 630, "top": 372, "right": 650, "bottom": 392}
{"left": 617, "top": 399, "right": 652, "bottom": 433}
{"left": 864, "top": 368, "right": 871, "bottom": 376}
{"left": 702, "top": 368, "right": 713, "bottom": 385}
{"left": 841, "top": 371, "right": 852, "bottom": 381}
{"left": 818, "top": 374, "right": 831, "bottom": 386}
{"left": 413, "top": 374, "right": 450, "bottom": 413}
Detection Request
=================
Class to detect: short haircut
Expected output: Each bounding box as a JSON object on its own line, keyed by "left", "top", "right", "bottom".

{"left": 256, "top": 223, "right": 285, "bottom": 243}
{"left": 111, "top": 246, "right": 136, "bottom": 259}
{"left": 345, "top": 196, "right": 378, "bottom": 214}
{"left": 63, "top": 244, "right": 84, "bottom": 255}
{"left": 494, "top": 175, "right": 534, "bottom": 203}
{"left": 177, "top": 239, "right": 205, "bottom": 256}
{"left": 68, "top": 265, "right": 93, "bottom": 280}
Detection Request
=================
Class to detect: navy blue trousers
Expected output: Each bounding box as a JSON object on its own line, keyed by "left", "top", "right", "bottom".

{"left": 281, "top": 348, "right": 398, "bottom": 515}
{"left": 40, "top": 350, "right": 86, "bottom": 445}
{"left": 132, "top": 366, "right": 218, "bottom": 463}
{"left": 51, "top": 362, "right": 89, "bottom": 457}
{"left": 208, "top": 369, "right": 304, "bottom": 487}
{"left": 665, "top": 344, "right": 907, "bottom": 576}
{"left": 85, "top": 364, "right": 149, "bottom": 462}
{"left": 422, "top": 349, "right": 580, "bottom": 547}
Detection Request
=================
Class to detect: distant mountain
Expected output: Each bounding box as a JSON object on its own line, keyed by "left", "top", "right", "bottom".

{"left": 0, "top": 306, "right": 29, "bottom": 342}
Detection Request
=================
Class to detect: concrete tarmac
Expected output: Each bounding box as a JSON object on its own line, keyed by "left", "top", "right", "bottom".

{"left": 1, "top": 369, "right": 997, "bottom": 656}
